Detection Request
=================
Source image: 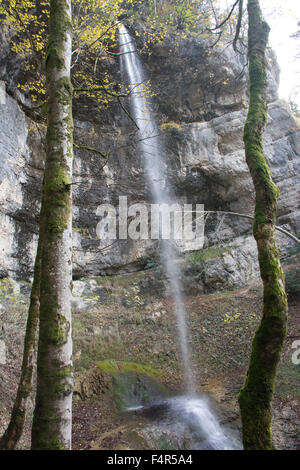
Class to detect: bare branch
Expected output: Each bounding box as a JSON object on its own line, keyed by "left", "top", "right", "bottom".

{"left": 196, "top": 211, "right": 300, "bottom": 244}
{"left": 117, "top": 97, "right": 139, "bottom": 129}
{"left": 73, "top": 143, "right": 108, "bottom": 159}
{"left": 233, "top": 0, "right": 244, "bottom": 53}
{"left": 73, "top": 86, "right": 128, "bottom": 98}
{"left": 209, "top": 0, "right": 240, "bottom": 31}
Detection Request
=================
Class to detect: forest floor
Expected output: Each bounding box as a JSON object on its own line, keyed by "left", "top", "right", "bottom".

{"left": 71, "top": 273, "right": 300, "bottom": 450}
{"left": 0, "top": 254, "right": 299, "bottom": 450}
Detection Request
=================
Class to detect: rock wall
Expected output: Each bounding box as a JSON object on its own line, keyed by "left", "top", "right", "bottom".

{"left": 0, "top": 31, "right": 299, "bottom": 287}
{"left": 140, "top": 32, "right": 279, "bottom": 123}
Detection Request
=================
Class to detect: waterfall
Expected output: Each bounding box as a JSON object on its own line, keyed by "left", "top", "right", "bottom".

{"left": 119, "top": 25, "right": 194, "bottom": 393}
{"left": 118, "top": 25, "right": 242, "bottom": 450}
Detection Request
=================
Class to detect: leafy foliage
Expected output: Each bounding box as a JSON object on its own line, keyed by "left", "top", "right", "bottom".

{"left": 137, "top": 0, "right": 212, "bottom": 33}
{"left": 0, "top": 0, "right": 217, "bottom": 107}
{"left": 0, "top": 0, "right": 49, "bottom": 101}
{"left": 0, "top": 0, "right": 138, "bottom": 104}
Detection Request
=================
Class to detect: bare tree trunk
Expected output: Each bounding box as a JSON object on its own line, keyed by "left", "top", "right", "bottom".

{"left": 0, "top": 241, "right": 41, "bottom": 450}
{"left": 31, "top": 0, "right": 74, "bottom": 450}
{"left": 238, "top": 0, "right": 288, "bottom": 450}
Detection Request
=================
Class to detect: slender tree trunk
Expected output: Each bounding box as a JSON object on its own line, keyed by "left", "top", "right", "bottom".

{"left": 0, "top": 241, "right": 41, "bottom": 450}
{"left": 238, "top": 0, "right": 288, "bottom": 450}
{"left": 31, "top": 0, "right": 74, "bottom": 450}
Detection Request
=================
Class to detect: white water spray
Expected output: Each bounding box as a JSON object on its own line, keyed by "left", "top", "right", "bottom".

{"left": 168, "top": 396, "right": 241, "bottom": 450}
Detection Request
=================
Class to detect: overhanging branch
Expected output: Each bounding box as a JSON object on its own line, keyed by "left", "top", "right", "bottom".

{"left": 197, "top": 211, "right": 300, "bottom": 244}
{"left": 73, "top": 143, "right": 108, "bottom": 159}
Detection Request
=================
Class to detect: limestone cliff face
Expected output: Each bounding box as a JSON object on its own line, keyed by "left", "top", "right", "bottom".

{"left": 0, "top": 30, "right": 299, "bottom": 289}
{"left": 140, "top": 32, "right": 279, "bottom": 123}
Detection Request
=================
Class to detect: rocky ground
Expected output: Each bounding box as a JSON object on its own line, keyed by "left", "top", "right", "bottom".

{"left": 0, "top": 253, "right": 299, "bottom": 450}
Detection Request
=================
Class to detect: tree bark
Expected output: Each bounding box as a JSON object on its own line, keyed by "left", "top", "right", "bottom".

{"left": 0, "top": 241, "right": 41, "bottom": 450}
{"left": 31, "top": 0, "right": 74, "bottom": 450}
{"left": 238, "top": 0, "right": 288, "bottom": 450}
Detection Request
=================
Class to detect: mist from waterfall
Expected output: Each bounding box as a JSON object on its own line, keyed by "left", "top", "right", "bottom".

{"left": 119, "top": 24, "right": 194, "bottom": 393}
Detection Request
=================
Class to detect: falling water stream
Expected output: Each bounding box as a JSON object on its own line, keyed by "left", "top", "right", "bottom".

{"left": 119, "top": 25, "right": 241, "bottom": 450}
{"left": 119, "top": 24, "right": 194, "bottom": 393}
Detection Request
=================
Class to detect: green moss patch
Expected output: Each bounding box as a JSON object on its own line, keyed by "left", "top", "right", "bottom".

{"left": 97, "top": 360, "right": 166, "bottom": 411}
{"left": 185, "top": 246, "right": 231, "bottom": 264}
{"left": 97, "top": 360, "right": 162, "bottom": 379}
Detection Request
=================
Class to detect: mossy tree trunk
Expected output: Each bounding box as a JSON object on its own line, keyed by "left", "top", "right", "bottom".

{"left": 31, "top": 0, "right": 74, "bottom": 450}
{"left": 238, "top": 0, "right": 288, "bottom": 450}
{"left": 0, "top": 242, "right": 42, "bottom": 450}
